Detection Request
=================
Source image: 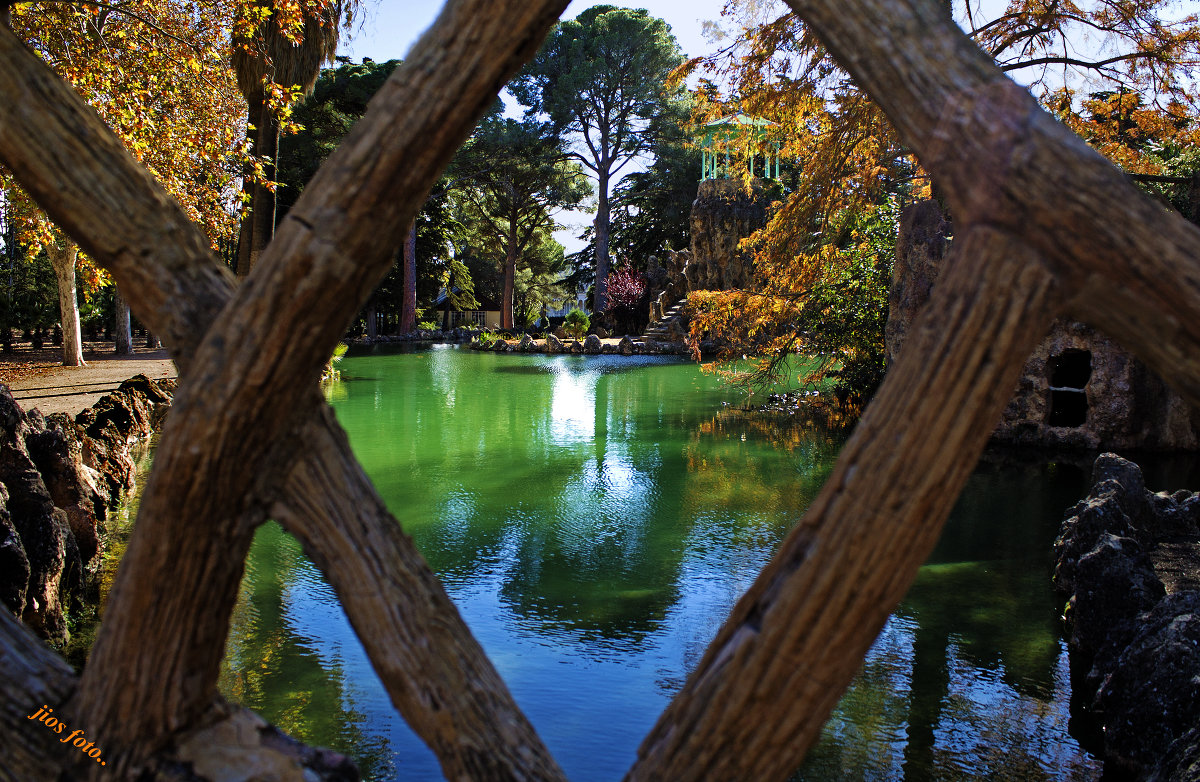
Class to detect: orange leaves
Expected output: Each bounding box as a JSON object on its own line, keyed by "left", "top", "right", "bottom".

{"left": 9, "top": 0, "right": 246, "bottom": 250}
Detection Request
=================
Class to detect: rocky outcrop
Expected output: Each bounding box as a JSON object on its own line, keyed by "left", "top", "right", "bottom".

{"left": 1054, "top": 453, "right": 1200, "bottom": 780}
{"left": 647, "top": 251, "right": 689, "bottom": 325}
{"left": 0, "top": 375, "right": 174, "bottom": 645}
{"left": 685, "top": 178, "right": 770, "bottom": 292}
{"left": 885, "top": 199, "right": 950, "bottom": 368}
{"left": 887, "top": 199, "right": 1200, "bottom": 450}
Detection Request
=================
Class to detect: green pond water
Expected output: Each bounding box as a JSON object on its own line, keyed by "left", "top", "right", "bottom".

{"left": 216, "top": 344, "right": 1181, "bottom": 780}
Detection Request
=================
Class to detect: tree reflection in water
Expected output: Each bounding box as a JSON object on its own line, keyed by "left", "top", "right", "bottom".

{"left": 220, "top": 347, "right": 1127, "bottom": 781}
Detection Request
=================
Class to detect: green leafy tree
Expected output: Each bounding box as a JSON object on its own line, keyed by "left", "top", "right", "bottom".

{"left": 564, "top": 307, "right": 590, "bottom": 340}
{"left": 512, "top": 229, "right": 570, "bottom": 329}
{"left": 510, "top": 5, "right": 685, "bottom": 314}
{"left": 603, "top": 91, "right": 697, "bottom": 266}
{"left": 278, "top": 58, "right": 457, "bottom": 335}
{"left": 453, "top": 114, "right": 588, "bottom": 329}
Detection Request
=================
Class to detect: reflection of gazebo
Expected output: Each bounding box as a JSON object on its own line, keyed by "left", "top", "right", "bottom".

{"left": 699, "top": 113, "right": 780, "bottom": 181}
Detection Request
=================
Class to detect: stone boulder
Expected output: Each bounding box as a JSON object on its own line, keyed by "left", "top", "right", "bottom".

{"left": 1095, "top": 591, "right": 1200, "bottom": 775}
{"left": 1054, "top": 453, "right": 1200, "bottom": 780}
{"left": 25, "top": 411, "right": 106, "bottom": 571}
{"left": 583, "top": 334, "right": 603, "bottom": 354}
{"left": 544, "top": 333, "right": 563, "bottom": 354}
{"left": 518, "top": 334, "right": 537, "bottom": 353}
{"left": 0, "top": 484, "right": 30, "bottom": 620}
{"left": 618, "top": 336, "right": 635, "bottom": 356}
{"left": 0, "top": 388, "right": 79, "bottom": 644}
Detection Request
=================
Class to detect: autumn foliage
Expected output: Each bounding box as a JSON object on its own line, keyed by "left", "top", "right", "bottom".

{"left": 684, "top": 0, "right": 1200, "bottom": 404}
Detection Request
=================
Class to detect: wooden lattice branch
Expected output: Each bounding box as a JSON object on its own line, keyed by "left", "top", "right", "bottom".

{"left": 0, "top": 1, "right": 569, "bottom": 777}
{"left": 626, "top": 0, "right": 1200, "bottom": 778}
{"left": 2, "top": 0, "right": 1200, "bottom": 780}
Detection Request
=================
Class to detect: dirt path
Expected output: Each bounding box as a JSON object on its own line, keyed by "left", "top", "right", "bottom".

{"left": 1, "top": 343, "right": 177, "bottom": 417}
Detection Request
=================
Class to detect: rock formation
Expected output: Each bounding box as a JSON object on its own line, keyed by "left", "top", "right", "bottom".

{"left": 685, "top": 178, "right": 770, "bottom": 292}
{"left": 0, "top": 375, "right": 174, "bottom": 644}
{"left": 646, "top": 251, "right": 689, "bottom": 324}
{"left": 885, "top": 199, "right": 949, "bottom": 368}
{"left": 1054, "top": 454, "right": 1200, "bottom": 779}
{"left": 887, "top": 199, "right": 1200, "bottom": 450}
{"left": 992, "top": 322, "right": 1200, "bottom": 450}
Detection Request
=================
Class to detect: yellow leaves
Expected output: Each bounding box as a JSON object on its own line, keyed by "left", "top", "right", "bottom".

{"left": 10, "top": 0, "right": 245, "bottom": 248}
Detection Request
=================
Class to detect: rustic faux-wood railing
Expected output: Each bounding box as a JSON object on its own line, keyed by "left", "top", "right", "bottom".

{"left": 2, "top": 0, "right": 1199, "bottom": 779}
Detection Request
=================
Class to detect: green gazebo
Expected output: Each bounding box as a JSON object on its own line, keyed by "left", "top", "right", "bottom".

{"left": 699, "top": 113, "right": 781, "bottom": 181}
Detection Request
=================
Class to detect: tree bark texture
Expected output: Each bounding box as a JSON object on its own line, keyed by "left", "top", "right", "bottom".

{"left": 3, "top": 0, "right": 1200, "bottom": 780}
{"left": 0, "top": 609, "right": 77, "bottom": 781}
{"left": 235, "top": 94, "right": 278, "bottom": 280}
{"left": 45, "top": 238, "right": 84, "bottom": 367}
{"left": 401, "top": 219, "right": 417, "bottom": 333}
{"left": 113, "top": 292, "right": 132, "bottom": 355}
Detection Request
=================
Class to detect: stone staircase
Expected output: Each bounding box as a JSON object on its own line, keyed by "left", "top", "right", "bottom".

{"left": 641, "top": 297, "right": 688, "bottom": 342}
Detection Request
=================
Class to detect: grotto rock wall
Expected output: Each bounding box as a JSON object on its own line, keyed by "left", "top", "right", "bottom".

{"left": 992, "top": 322, "right": 1200, "bottom": 450}
{"left": 1054, "top": 453, "right": 1200, "bottom": 780}
{"left": 886, "top": 198, "right": 1200, "bottom": 450}
{"left": 0, "top": 375, "right": 174, "bottom": 644}
{"left": 685, "top": 178, "right": 770, "bottom": 292}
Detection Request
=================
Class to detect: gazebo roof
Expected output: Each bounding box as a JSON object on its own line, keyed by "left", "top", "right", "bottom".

{"left": 698, "top": 112, "right": 776, "bottom": 148}
{"left": 702, "top": 113, "right": 775, "bottom": 129}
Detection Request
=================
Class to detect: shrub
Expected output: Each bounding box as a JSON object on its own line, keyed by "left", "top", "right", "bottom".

{"left": 564, "top": 309, "right": 590, "bottom": 340}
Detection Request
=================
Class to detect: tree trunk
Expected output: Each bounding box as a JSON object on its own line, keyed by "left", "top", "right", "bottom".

{"left": 249, "top": 110, "right": 280, "bottom": 274}
{"left": 365, "top": 302, "right": 377, "bottom": 341}
{"left": 593, "top": 169, "right": 610, "bottom": 314}
{"left": 502, "top": 235, "right": 517, "bottom": 330}
{"left": 45, "top": 237, "right": 84, "bottom": 367}
{"left": 235, "top": 96, "right": 278, "bottom": 280}
{"left": 114, "top": 291, "right": 133, "bottom": 354}
{"left": 400, "top": 219, "right": 417, "bottom": 333}
{"left": 233, "top": 92, "right": 262, "bottom": 279}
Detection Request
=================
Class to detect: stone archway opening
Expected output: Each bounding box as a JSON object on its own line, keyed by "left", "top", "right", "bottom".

{"left": 1047, "top": 349, "right": 1092, "bottom": 427}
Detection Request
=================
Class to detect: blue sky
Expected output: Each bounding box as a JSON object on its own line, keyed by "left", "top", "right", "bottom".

{"left": 339, "top": 0, "right": 735, "bottom": 252}
{"left": 342, "top": 0, "right": 732, "bottom": 64}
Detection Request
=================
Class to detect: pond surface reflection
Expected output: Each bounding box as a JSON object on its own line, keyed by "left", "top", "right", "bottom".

{"left": 220, "top": 346, "right": 1109, "bottom": 780}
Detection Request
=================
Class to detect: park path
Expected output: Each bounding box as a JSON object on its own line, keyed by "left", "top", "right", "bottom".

{"left": 5, "top": 348, "right": 178, "bottom": 417}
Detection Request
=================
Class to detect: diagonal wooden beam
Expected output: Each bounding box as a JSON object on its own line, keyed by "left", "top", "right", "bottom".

{"left": 629, "top": 229, "right": 1062, "bottom": 779}
{"left": 0, "top": 2, "right": 569, "bottom": 777}
{"left": 629, "top": 1, "right": 1200, "bottom": 778}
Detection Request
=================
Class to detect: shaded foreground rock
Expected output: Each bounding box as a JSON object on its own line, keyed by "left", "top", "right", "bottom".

{"left": 0, "top": 375, "right": 174, "bottom": 645}
{"left": 1054, "top": 453, "right": 1200, "bottom": 780}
